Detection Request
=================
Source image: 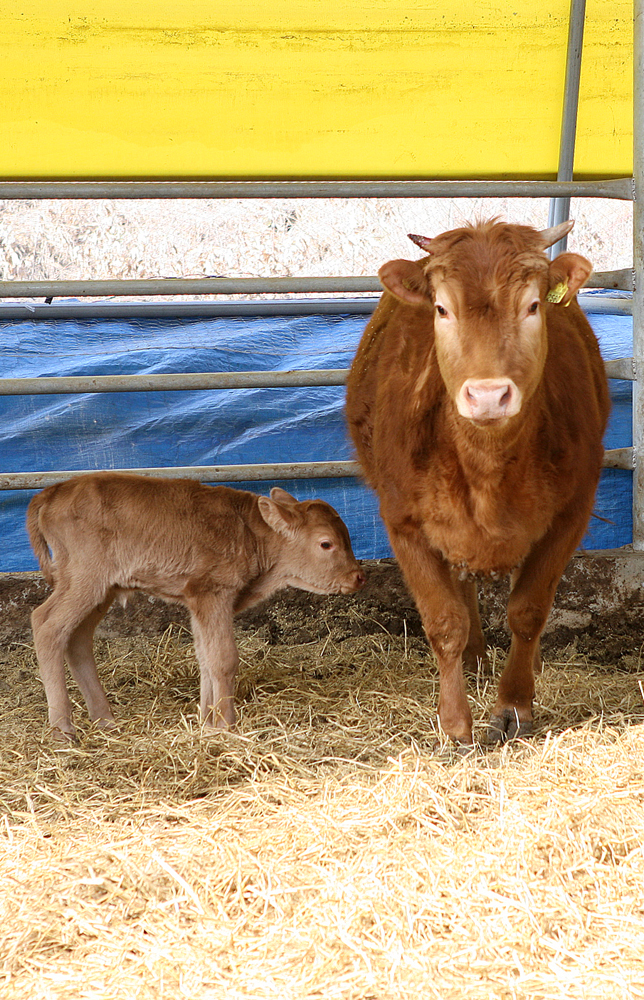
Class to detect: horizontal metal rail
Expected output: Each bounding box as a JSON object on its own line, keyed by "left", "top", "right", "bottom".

{"left": 0, "top": 445, "right": 632, "bottom": 490}
{"left": 0, "top": 272, "right": 632, "bottom": 302}
{"left": 0, "top": 298, "right": 380, "bottom": 320}
{"left": 0, "top": 369, "right": 349, "bottom": 396}
{"left": 603, "top": 447, "right": 634, "bottom": 469}
{"left": 0, "top": 276, "right": 380, "bottom": 299}
{"left": 0, "top": 356, "right": 635, "bottom": 397}
{"left": 578, "top": 296, "right": 632, "bottom": 315}
{"left": 0, "top": 461, "right": 361, "bottom": 491}
{"left": 605, "top": 357, "right": 637, "bottom": 380}
{"left": 587, "top": 269, "right": 633, "bottom": 290}
{"left": 0, "top": 179, "right": 633, "bottom": 200}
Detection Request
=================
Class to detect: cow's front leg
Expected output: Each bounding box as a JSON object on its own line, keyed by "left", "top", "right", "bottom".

{"left": 453, "top": 573, "right": 489, "bottom": 674}
{"left": 488, "top": 507, "right": 588, "bottom": 744}
{"left": 185, "top": 590, "right": 239, "bottom": 730}
{"left": 389, "top": 524, "right": 473, "bottom": 746}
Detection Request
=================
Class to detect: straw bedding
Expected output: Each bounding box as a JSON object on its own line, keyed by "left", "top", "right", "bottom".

{"left": 1, "top": 582, "right": 644, "bottom": 999}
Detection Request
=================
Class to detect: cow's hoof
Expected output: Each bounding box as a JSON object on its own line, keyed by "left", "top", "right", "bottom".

{"left": 486, "top": 711, "right": 533, "bottom": 745}
{"left": 431, "top": 737, "right": 477, "bottom": 759}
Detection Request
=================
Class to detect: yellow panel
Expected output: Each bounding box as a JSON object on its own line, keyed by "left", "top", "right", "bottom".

{"left": 0, "top": 0, "right": 633, "bottom": 180}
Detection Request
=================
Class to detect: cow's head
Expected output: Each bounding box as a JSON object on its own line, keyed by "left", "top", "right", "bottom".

{"left": 377, "top": 220, "right": 592, "bottom": 428}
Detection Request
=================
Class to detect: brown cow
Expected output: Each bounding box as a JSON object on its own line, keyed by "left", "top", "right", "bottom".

{"left": 346, "top": 219, "right": 609, "bottom": 748}
{"left": 27, "top": 472, "right": 365, "bottom": 741}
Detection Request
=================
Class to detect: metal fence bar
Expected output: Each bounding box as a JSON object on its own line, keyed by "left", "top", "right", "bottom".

{"left": 0, "top": 272, "right": 632, "bottom": 302}
{"left": 0, "top": 354, "right": 635, "bottom": 398}
{"left": 547, "top": 0, "right": 586, "bottom": 257}
{"left": 585, "top": 269, "right": 634, "bottom": 290}
{"left": 0, "top": 276, "right": 381, "bottom": 299}
{"left": 0, "top": 445, "right": 630, "bottom": 490}
{"left": 0, "top": 179, "right": 633, "bottom": 200}
{"left": 634, "top": 0, "right": 644, "bottom": 548}
{"left": 0, "top": 369, "right": 350, "bottom": 396}
{"left": 0, "top": 298, "right": 381, "bottom": 321}
{"left": 605, "top": 357, "right": 637, "bottom": 380}
{"left": 578, "top": 297, "right": 632, "bottom": 315}
{"left": 603, "top": 447, "right": 635, "bottom": 469}
{"left": 0, "top": 461, "right": 361, "bottom": 492}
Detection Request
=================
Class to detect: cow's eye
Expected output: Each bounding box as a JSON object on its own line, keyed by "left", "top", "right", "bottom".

{"left": 320, "top": 540, "right": 333, "bottom": 550}
{"left": 435, "top": 304, "right": 448, "bottom": 318}
{"left": 528, "top": 300, "right": 540, "bottom": 315}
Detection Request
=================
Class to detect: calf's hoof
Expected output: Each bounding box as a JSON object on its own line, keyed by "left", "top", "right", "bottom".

{"left": 51, "top": 725, "right": 79, "bottom": 745}
{"left": 486, "top": 711, "right": 533, "bottom": 745}
{"left": 93, "top": 717, "right": 118, "bottom": 733}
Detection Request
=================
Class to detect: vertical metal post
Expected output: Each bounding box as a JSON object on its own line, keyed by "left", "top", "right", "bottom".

{"left": 547, "top": 0, "right": 586, "bottom": 258}
{"left": 633, "top": 0, "right": 644, "bottom": 549}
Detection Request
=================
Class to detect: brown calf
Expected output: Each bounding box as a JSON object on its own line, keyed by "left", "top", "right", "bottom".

{"left": 346, "top": 219, "right": 610, "bottom": 747}
{"left": 27, "top": 472, "right": 365, "bottom": 740}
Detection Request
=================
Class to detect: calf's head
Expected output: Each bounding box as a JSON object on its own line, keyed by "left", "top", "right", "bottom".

{"left": 257, "top": 487, "right": 366, "bottom": 594}
{"left": 378, "top": 219, "right": 592, "bottom": 428}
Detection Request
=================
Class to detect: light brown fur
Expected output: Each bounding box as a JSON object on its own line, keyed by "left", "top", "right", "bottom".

{"left": 346, "top": 220, "right": 610, "bottom": 746}
{"left": 27, "top": 472, "right": 365, "bottom": 740}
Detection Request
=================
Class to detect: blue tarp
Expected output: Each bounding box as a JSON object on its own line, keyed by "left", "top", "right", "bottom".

{"left": 0, "top": 300, "right": 633, "bottom": 572}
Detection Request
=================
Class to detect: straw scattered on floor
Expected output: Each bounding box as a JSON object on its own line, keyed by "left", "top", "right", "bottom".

{"left": 1, "top": 625, "right": 644, "bottom": 1000}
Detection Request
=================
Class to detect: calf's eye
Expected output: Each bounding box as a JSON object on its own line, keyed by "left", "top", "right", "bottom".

{"left": 435, "top": 304, "right": 448, "bottom": 317}
{"left": 320, "top": 540, "right": 333, "bottom": 550}
{"left": 528, "top": 301, "right": 540, "bottom": 315}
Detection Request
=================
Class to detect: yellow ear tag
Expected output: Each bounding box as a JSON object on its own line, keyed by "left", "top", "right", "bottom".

{"left": 546, "top": 281, "right": 569, "bottom": 304}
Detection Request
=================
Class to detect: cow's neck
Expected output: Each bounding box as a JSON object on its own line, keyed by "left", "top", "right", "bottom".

{"left": 446, "top": 392, "right": 542, "bottom": 480}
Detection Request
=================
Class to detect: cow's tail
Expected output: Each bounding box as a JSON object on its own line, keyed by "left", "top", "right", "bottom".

{"left": 26, "top": 493, "right": 56, "bottom": 586}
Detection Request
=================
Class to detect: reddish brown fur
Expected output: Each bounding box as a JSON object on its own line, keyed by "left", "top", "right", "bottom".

{"left": 27, "top": 472, "right": 365, "bottom": 740}
{"left": 346, "top": 220, "right": 610, "bottom": 746}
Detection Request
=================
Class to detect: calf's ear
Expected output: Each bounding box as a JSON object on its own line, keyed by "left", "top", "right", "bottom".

{"left": 378, "top": 259, "right": 432, "bottom": 305}
{"left": 258, "top": 495, "right": 299, "bottom": 538}
{"left": 547, "top": 252, "right": 593, "bottom": 305}
{"left": 270, "top": 487, "right": 298, "bottom": 505}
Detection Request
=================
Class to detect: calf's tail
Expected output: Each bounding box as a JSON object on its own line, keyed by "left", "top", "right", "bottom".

{"left": 26, "top": 494, "right": 56, "bottom": 586}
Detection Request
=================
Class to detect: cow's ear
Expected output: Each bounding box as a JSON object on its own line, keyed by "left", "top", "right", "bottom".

{"left": 269, "top": 487, "right": 298, "bottom": 505}
{"left": 378, "top": 259, "right": 432, "bottom": 305}
{"left": 547, "top": 252, "right": 593, "bottom": 305}
{"left": 258, "top": 495, "right": 300, "bottom": 538}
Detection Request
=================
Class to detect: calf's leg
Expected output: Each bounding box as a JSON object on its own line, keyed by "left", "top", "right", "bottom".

{"left": 389, "top": 525, "right": 473, "bottom": 746}
{"left": 32, "top": 581, "right": 111, "bottom": 740}
{"left": 65, "top": 593, "right": 116, "bottom": 729}
{"left": 185, "top": 592, "right": 239, "bottom": 729}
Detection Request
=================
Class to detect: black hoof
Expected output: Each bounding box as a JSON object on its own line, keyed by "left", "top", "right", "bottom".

{"left": 486, "top": 711, "right": 533, "bottom": 745}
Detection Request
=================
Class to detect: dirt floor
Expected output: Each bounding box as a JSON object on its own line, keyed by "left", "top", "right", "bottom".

{"left": 1, "top": 552, "right": 642, "bottom": 669}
